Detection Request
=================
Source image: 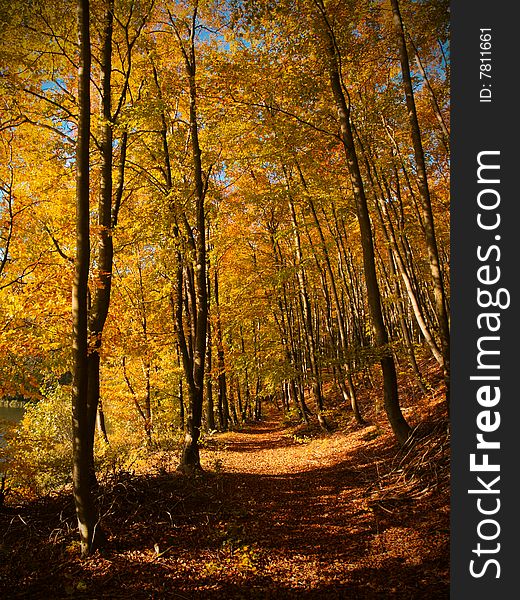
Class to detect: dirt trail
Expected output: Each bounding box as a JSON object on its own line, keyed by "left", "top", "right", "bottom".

{"left": 1, "top": 409, "right": 449, "bottom": 599}
{"left": 198, "top": 414, "right": 449, "bottom": 599}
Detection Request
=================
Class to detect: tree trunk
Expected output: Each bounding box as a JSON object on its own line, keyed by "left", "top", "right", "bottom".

{"left": 356, "top": 130, "right": 444, "bottom": 376}
{"left": 318, "top": 10, "right": 411, "bottom": 444}
{"left": 390, "top": 0, "right": 450, "bottom": 407}
{"left": 143, "top": 360, "right": 152, "bottom": 445}
{"left": 179, "top": 379, "right": 185, "bottom": 428}
{"left": 297, "top": 164, "right": 364, "bottom": 424}
{"left": 86, "top": 0, "right": 115, "bottom": 485}
{"left": 287, "top": 192, "right": 328, "bottom": 430}
{"left": 72, "top": 0, "right": 100, "bottom": 557}
{"left": 268, "top": 229, "right": 310, "bottom": 425}
{"left": 408, "top": 35, "right": 450, "bottom": 147}
{"left": 206, "top": 324, "right": 215, "bottom": 430}
{"left": 212, "top": 269, "right": 228, "bottom": 431}
{"left": 176, "top": 9, "right": 208, "bottom": 470}
{"left": 96, "top": 399, "right": 109, "bottom": 445}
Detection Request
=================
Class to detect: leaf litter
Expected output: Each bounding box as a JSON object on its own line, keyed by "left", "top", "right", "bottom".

{"left": 1, "top": 379, "right": 449, "bottom": 599}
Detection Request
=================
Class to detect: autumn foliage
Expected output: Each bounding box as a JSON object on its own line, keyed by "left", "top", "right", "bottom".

{"left": 1, "top": 0, "right": 449, "bottom": 586}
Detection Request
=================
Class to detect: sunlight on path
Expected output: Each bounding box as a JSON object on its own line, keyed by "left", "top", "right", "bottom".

{"left": 194, "top": 413, "right": 448, "bottom": 598}
{"left": 201, "top": 417, "right": 368, "bottom": 476}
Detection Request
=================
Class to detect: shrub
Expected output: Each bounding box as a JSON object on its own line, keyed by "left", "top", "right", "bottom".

{"left": 4, "top": 387, "right": 72, "bottom": 497}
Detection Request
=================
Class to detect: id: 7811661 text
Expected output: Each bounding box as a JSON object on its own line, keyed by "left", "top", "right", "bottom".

{"left": 480, "top": 28, "right": 492, "bottom": 103}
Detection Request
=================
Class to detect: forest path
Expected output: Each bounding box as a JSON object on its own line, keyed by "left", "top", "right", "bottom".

{"left": 198, "top": 412, "right": 449, "bottom": 598}
{"left": 1, "top": 407, "right": 449, "bottom": 599}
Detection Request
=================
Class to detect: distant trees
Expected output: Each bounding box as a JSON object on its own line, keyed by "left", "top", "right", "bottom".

{"left": 216, "top": 0, "right": 448, "bottom": 443}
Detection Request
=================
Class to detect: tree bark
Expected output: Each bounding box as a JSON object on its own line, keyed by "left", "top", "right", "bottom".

{"left": 85, "top": 0, "right": 115, "bottom": 485}
{"left": 175, "top": 5, "right": 208, "bottom": 470}
{"left": 355, "top": 129, "right": 444, "bottom": 373}
{"left": 214, "top": 269, "right": 229, "bottom": 431}
{"left": 72, "top": 0, "right": 100, "bottom": 557}
{"left": 287, "top": 190, "right": 328, "bottom": 430}
{"left": 296, "top": 164, "right": 364, "bottom": 424}
{"left": 390, "top": 0, "right": 450, "bottom": 407}
{"left": 205, "top": 323, "right": 215, "bottom": 430}
{"left": 316, "top": 4, "right": 411, "bottom": 444}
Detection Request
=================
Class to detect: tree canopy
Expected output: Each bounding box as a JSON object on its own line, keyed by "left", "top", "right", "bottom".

{"left": 0, "top": 0, "right": 449, "bottom": 563}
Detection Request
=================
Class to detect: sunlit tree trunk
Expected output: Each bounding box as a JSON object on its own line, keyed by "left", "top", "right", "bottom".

{"left": 96, "top": 398, "right": 109, "bottom": 444}
{"left": 287, "top": 191, "right": 328, "bottom": 431}
{"left": 296, "top": 164, "right": 364, "bottom": 424}
{"left": 176, "top": 4, "right": 208, "bottom": 470}
{"left": 408, "top": 35, "right": 450, "bottom": 148}
{"left": 72, "top": 0, "right": 100, "bottom": 557}
{"left": 354, "top": 131, "right": 435, "bottom": 393}
{"left": 314, "top": 1, "right": 411, "bottom": 444}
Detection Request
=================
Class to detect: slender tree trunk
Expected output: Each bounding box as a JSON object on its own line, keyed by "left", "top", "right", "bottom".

{"left": 408, "top": 35, "right": 450, "bottom": 147}
{"left": 72, "top": 0, "right": 100, "bottom": 557}
{"left": 205, "top": 240, "right": 215, "bottom": 430}
{"left": 269, "top": 229, "right": 310, "bottom": 424}
{"left": 388, "top": 250, "right": 429, "bottom": 394}
{"left": 229, "top": 377, "right": 239, "bottom": 425}
{"left": 287, "top": 191, "right": 328, "bottom": 430}
{"left": 214, "top": 270, "right": 229, "bottom": 431}
{"left": 316, "top": 6, "right": 411, "bottom": 444}
{"left": 379, "top": 175, "right": 443, "bottom": 365}
{"left": 356, "top": 130, "right": 444, "bottom": 372}
{"left": 122, "top": 356, "right": 150, "bottom": 442}
{"left": 96, "top": 399, "right": 109, "bottom": 444}
{"left": 297, "top": 164, "right": 364, "bottom": 424}
{"left": 179, "top": 379, "right": 185, "bottom": 429}
{"left": 239, "top": 326, "right": 253, "bottom": 422}
{"left": 236, "top": 376, "right": 243, "bottom": 421}
{"left": 143, "top": 360, "right": 152, "bottom": 445}
{"left": 206, "top": 324, "right": 215, "bottom": 430}
{"left": 390, "top": 0, "right": 450, "bottom": 407}
{"left": 177, "top": 9, "right": 208, "bottom": 469}
{"left": 86, "top": 0, "right": 115, "bottom": 485}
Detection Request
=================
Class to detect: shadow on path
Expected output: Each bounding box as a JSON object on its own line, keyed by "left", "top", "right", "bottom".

{"left": 0, "top": 417, "right": 449, "bottom": 599}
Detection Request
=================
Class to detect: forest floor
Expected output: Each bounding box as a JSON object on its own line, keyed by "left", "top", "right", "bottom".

{"left": 1, "top": 374, "right": 449, "bottom": 599}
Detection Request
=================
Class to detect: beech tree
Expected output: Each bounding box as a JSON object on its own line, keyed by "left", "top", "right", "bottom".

{"left": 71, "top": 0, "right": 99, "bottom": 557}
